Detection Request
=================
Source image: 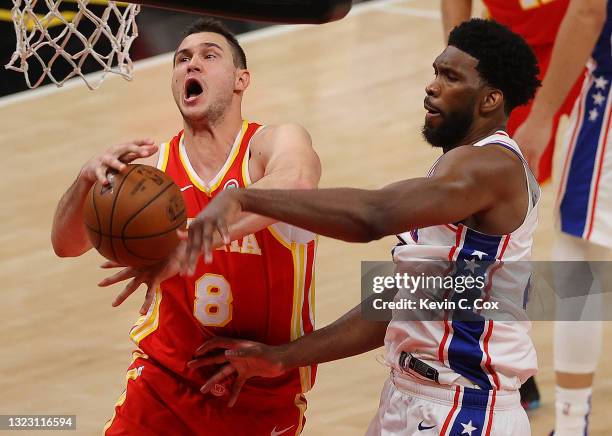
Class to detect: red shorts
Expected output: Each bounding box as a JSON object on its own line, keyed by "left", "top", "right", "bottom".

{"left": 104, "top": 354, "right": 307, "bottom": 436}
{"left": 506, "top": 44, "right": 584, "bottom": 184}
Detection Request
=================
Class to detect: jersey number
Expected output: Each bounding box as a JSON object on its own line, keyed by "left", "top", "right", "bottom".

{"left": 519, "top": 0, "right": 555, "bottom": 10}
{"left": 194, "top": 274, "right": 233, "bottom": 327}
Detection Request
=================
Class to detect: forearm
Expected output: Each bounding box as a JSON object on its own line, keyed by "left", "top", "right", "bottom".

{"left": 441, "top": 0, "right": 472, "bottom": 42}
{"left": 236, "top": 179, "right": 462, "bottom": 243}
{"left": 237, "top": 187, "right": 382, "bottom": 242}
{"left": 530, "top": 0, "right": 605, "bottom": 118}
{"left": 51, "top": 172, "right": 94, "bottom": 257}
{"left": 277, "top": 302, "right": 388, "bottom": 370}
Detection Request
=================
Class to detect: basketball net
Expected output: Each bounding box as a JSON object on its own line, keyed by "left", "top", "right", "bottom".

{"left": 6, "top": 0, "right": 140, "bottom": 90}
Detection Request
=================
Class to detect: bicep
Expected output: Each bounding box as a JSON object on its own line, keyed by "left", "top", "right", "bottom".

{"left": 252, "top": 124, "right": 321, "bottom": 190}
{"left": 382, "top": 175, "right": 494, "bottom": 229}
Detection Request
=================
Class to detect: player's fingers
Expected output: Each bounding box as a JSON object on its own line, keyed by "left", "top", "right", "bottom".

{"left": 200, "top": 364, "right": 236, "bottom": 394}
{"left": 100, "top": 260, "right": 124, "bottom": 269}
{"left": 139, "top": 285, "right": 156, "bottom": 315}
{"left": 95, "top": 164, "right": 109, "bottom": 185}
{"left": 98, "top": 267, "right": 138, "bottom": 287}
{"left": 111, "top": 278, "right": 143, "bottom": 307}
{"left": 227, "top": 376, "right": 246, "bottom": 408}
{"left": 187, "top": 352, "right": 228, "bottom": 369}
{"left": 102, "top": 154, "right": 127, "bottom": 173}
{"left": 186, "top": 223, "right": 203, "bottom": 276}
{"left": 202, "top": 220, "right": 215, "bottom": 265}
{"left": 217, "top": 218, "right": 231, "bottom": 246}
{"left": 131, "top": 138, "right": 156, "bottom": 147}
{"left": 177, "top": 229, "right": 188, "bottom": 241}
{"left": 194, "top": 337, "right": 238, "bottom": 356}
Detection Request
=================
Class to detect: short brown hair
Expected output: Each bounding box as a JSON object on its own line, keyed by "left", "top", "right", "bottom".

{"left": 180, "top": 18, "right": 247, "bottom": 69}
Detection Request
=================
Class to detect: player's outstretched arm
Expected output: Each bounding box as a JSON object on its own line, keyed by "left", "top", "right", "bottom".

{"left": 441, "top": 0, "right": 472, "bottom": 42}
{"left": 188, "top": 298, "right": 389, "bottom": 407}
{"left": 514, "top": 0, "right": 606, "bottom": 176}
{"left": 51, "top": 140, "right": 158, "bottom": 257}
{"left": 181, "top": 123, "right": 321, "bottom": 271}
{"left": 182, "top": 145, "right": 513, "bottom": 269}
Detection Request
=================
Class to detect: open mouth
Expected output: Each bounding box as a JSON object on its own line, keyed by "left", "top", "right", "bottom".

{"left": 184, "top": 78, "right": 204, "bottom": 103}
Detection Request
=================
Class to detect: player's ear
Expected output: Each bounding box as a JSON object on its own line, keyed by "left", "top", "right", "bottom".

{"left": 480, "top": 88, "right": 504, "bottom": 115}
{"left": 235, "top": 69, "right": 250, "bottom": 92}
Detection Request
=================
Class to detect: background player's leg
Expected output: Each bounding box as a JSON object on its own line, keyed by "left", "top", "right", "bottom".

{"left": 553, "top": 233, "right": 610, "bottom": 436}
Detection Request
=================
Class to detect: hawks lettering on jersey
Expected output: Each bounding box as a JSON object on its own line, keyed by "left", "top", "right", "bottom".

{"left": 129, "top": 121, "right": 317, "bottom": 397}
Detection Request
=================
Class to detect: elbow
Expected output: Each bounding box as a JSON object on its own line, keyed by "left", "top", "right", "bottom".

{"left": 52, "top": 241, "right": 75, "bottom": 258}
{"left": 290, "top": 176, "right": 318, "bottom": 190}
{"left": 51, "top": 235, "right": 86, "bottom": 258}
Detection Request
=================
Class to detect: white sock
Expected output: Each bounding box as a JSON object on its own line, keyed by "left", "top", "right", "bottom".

{"left": 554, "top": 386, "right": 592, "bottom": 436}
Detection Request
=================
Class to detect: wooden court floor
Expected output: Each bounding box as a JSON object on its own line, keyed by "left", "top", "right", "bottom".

{"left": 1, "top": 0, "right": 611, "bottom": 434}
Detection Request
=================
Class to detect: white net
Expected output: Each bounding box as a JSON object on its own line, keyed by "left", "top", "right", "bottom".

{"left": 6, "top": 0, "right": 141, "bottom": 90}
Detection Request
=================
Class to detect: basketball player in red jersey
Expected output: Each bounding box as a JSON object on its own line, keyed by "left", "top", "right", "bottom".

{"left": 51, "top": 18, "right": 321, "bottom": 436}
{"left": 441, "top": 0, "right": 583, "bottom": 184}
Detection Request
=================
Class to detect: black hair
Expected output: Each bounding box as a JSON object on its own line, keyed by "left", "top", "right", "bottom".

{"left": 448, "top": 18, "right": 540, "bottom": 114}
{"left": 182, "top": 18, "right": 247, "bottom": 69}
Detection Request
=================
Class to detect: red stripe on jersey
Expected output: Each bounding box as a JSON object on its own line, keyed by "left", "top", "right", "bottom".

{"left": 485, "top": 390, "right": 497, "bottom": 436}
{"left": 440, "top": 386, "right": 461, "bottom": 436}
{"left": 483, "top": 320, "right": 500, "bottom": 390}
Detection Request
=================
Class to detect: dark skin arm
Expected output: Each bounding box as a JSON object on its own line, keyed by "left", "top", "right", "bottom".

{"left": 182, "top": 143, "right": 526, "bottom": 267}
{"left": 186, "top": 143, "right": 527, "bottom": 405}
{"left": 189, "top": 300, "right": 389, "bottom": 406}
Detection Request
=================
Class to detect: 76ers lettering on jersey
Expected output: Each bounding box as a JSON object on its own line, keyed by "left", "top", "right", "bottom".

{"left": 386, "top": 132, "right": 540, "bottom": 393}
{"left": 129, "top": 121, "right": 317, "bottom": 397}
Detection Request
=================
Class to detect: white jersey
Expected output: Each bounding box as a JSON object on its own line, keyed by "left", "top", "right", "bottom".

{"left": 385, "top": 131, "right": 540, "bottom": 391}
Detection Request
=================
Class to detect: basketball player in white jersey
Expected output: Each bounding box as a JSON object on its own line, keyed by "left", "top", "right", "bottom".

{"left": 512, "top": 1, "right": 610, "bottom": 434}
{"left": 184, "top": 19, "right": 542, "bottom": 434}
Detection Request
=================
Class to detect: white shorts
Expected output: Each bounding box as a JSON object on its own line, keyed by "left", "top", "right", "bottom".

{"left": 366, "top": 374, "right": 530, "bottom": 436}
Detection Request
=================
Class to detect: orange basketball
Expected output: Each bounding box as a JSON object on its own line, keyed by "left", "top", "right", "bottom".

{"left": 83, "top": 164, "right": 187, "bottom": 267}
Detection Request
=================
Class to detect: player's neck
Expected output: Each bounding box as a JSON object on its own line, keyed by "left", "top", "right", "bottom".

{"left": 460, "top": 120, "right": 507, "bottom": 148}
{"left": 181, "top": 113, "right": 244, "bottom": 182}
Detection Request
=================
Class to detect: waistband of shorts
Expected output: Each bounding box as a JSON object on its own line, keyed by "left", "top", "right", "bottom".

{"left": 390, "top": 371, "right": 521, "bottom": 411}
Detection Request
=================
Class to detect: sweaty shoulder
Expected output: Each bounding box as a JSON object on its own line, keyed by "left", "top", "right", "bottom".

{"left": 250, "top": 123, "right": 313, "bottom": 157}
{"left": 432, "top": 143, "right": 524, "bottom": 198}
{"left": 249, "top": 123, "right": 321, "bottom": 188}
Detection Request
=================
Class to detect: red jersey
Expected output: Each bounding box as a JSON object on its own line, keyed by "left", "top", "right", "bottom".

{"left": 483, "top": 0, "right": 568, "bottom": 47}
{"left": 129, "top": 120, "right": 317, "bottom": 398}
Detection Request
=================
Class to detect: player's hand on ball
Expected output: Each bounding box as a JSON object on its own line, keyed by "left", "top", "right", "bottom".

{"left": 188, "top": 337, "right": 286, "bottom": 407}
{"left": 80, "top": 139, "right": 158, "bottom": 186}
{"left": 180, "top": 189, "right": 244, "bottom": 274}
{"left": 98, "top": 240, "right": 187, "bottom": 314}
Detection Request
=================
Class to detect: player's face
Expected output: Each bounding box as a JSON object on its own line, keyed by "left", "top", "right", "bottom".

{"left": 422, "top": 46, "right": 483, "bottom": 150}
{"left": 172, "top": 32, "right": 242, "bottom": 124}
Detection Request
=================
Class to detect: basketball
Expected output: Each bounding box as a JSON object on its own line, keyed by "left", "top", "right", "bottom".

{"left": 82, "top": 164, "right": 187, "bottom": 267}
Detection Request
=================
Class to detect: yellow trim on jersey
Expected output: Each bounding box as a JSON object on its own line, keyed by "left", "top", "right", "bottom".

{"left": 157, "top": 141, "right": 171, "bottom": 171}
{"left": 290, "top": 243, "right": 314, "bottom": 392}
{"left": 103, "top": 358, "right": 144, "bottom": 433}
{"left": 294, "top": 394, "right": 307, "bottom": 435}
{"left": 178, "top": 120, "right": 248, "bottom": 195}
{"left": 267, "top": 224, "right": 293, "bottom": 250}
{"left": 129, "top": 287, "right": 162, "bottom": 345}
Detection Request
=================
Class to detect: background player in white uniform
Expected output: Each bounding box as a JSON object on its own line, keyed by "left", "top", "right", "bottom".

{"left": 180, "top": 19, "right": 542, "bottom": 434}
{"left": 513, "top": 1, "right": 610, "bottom": 434}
